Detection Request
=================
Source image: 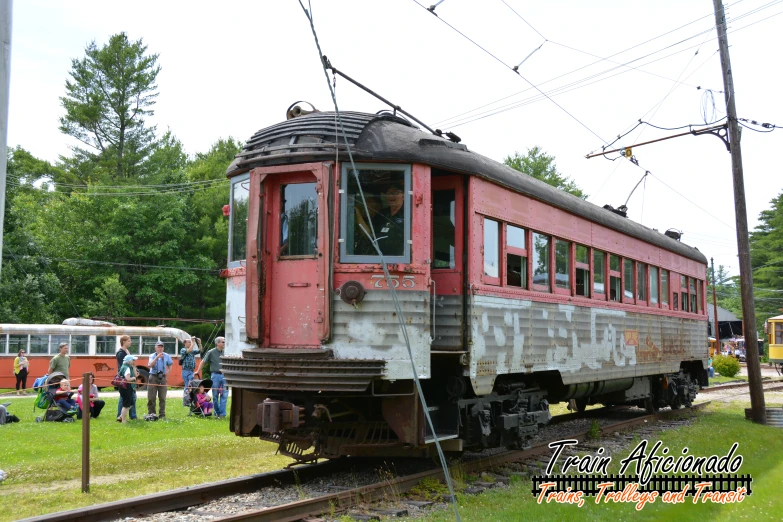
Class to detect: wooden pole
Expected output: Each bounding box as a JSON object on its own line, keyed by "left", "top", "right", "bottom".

{"left": 81, "top": 372, "right": 90, "bottom": 493}
{"left": 713, "top": 0, "right": 766, "bottom": 423}
{"left": 711, "top": 258, "right": 721, "bottom": 353}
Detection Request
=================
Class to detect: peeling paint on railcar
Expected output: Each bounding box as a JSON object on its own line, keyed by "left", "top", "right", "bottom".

{"left": 468, "top": 295, "right": 704, "bottom": 395}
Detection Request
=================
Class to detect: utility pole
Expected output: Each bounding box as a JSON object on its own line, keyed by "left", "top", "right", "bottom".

{"left": 711, "top": 258, "right": 720, "bottom": 352}
{"left": 0, "top": 0, "right": 11, "bottom": 277}
{"left": 712, "top": 0, "right": 766, "bottom": 423}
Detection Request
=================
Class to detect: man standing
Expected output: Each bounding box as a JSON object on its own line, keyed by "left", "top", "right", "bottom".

{"left": 147, "top": 341, "right": 173, "bottom": 419}
{"left": 49, "top": 343, "right": 71, "bottom": 380}
{"left": 179, "top": 338, "right": 200, "bottom": 406}
{"left": 197, "top": 337, "right": 227, "bottom": 418}
{"left": 116, "top": 335, "right": 137, "bottom": 420}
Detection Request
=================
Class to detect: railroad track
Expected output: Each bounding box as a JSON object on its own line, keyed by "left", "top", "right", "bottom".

{"left": 700, "top": 380, "right": 783, "bottom": 394}
{"left": 20, "top": 404, "right": 704, "bottom": 522}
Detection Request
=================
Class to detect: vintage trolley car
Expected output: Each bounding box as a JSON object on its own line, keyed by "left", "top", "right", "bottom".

{"left": 223, "top": 108, "right": 709, "bottom": 462}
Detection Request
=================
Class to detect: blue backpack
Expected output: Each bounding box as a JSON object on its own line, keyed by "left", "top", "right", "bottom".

{"left": 32, "top": 374, "right": 49, "bottom": 391}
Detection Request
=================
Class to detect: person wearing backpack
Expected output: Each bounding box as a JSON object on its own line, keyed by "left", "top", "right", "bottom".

{"left": 118, "top": 355, "right": 140, "bottom": 424}
{"left": 116, "top": 335, "right": 137, "bottom": 420}
{"left": 179, "top": 338, "right": 200, "bottom": 406}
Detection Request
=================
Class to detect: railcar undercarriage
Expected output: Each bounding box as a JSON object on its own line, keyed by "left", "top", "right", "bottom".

{"left": 227, "top": 351, "right": 707, "bottom": 464}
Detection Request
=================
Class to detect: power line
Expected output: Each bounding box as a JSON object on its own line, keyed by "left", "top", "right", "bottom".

{"left": 412, "top": 0, "right": 609, "bottom": 144}
{"left": 2, "top": 254, "right": 222, "bottom": 273}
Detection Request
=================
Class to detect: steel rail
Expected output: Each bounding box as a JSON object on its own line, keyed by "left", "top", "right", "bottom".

{"left": 19, "top": 404, "right": 710, "bottom": 522}
{"left": 701, "top": 381, "right": 783, "bottom": 394}
{"left": 214, "top": 404, "right": 709, "bottom": 522}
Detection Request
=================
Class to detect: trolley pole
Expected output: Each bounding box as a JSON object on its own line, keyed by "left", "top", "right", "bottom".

{"left": 711, "top": 258, "right": 720, "bottom": 351}
{"left": 712, "top": 0, "right": 766, "bottom": 423}
{"left": 81, "top": 372, "right": 90, "bottom": 493}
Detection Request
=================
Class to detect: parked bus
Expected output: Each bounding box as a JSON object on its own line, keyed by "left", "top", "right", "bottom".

{"left": 0, "top": 321, "right": 194, "bottom": 390}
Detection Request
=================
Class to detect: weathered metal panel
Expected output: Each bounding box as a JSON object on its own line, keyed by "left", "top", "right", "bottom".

{"left": 225, "top": 273, "right": 255, "bottom": 356}
{"left": 432, "top": 294, "right": 463, "bottom": 350}
{"left": 329, "top": 290, "right": 430, "bottom": 380}
{"left": 467, "top": 294, "right": 707, "bottom": 395}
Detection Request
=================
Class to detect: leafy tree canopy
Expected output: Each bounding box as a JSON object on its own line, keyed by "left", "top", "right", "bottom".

{"left": 504, "top": 146, "right": 587, "bottom": 199}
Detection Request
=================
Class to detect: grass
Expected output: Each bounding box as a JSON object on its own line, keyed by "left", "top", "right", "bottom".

{"left": 709, "top": 375, "right": 748, "bottom": 385}
{"left": 405, "top": 401, "right": 783, "bottom": 521}
{"left": 0, "top": 395, "right": 288, "bottom": 521}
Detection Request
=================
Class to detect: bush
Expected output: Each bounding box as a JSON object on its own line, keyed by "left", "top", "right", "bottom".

{"left": 713, "top": 354, "right": 741, "bottom": 378}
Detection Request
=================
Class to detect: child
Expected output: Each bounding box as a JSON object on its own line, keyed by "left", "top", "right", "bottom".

{"left": 195, "top": 384, "right": 213, "bottom": 415}
{"left": 54, "top": 381, "right": 78, "bottom": 414}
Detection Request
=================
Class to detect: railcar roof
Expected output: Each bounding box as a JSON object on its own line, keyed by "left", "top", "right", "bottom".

{"left": 228, "top": 111, "right": 707, "bottom": 265}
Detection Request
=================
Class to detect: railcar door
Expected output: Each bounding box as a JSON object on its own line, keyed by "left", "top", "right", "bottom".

{"left": 431, "top": 175, "right": 465, "bottom": 350}
{"left": 256, "top": 164, "right": 331, "bottom": 347}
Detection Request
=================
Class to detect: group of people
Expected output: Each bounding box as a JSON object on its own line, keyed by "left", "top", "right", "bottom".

{"left": 7, "top": 335, "right": 230, "bottom": 425}
{"left": 112, "top": 335, "right": 229, "bottom": 424}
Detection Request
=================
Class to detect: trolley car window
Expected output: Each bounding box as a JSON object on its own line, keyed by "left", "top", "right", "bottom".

{"left": 593, "top": 250, "right": 605, "bottom": 296}
{"left": 96, "top": 335, "right": 115, "bottom": 355}
{"left": 230, "top": 178, "right": 249, "bottom": 263}
{"left": 30, "top": 335, "right": 48, "bottom": 354}
{"left": 8, "top": 335, "right": 27, "bottom": 353}
{"left": 483, "top": 218, "right": 500, "bottom": 281}
{"left": 506, "top": 225, "right": 527, "bottom": 288}
{"left": 689, "top": 277, "right": 697, "bottom": 314}
{"left": 51, "top": 335, "right": 69, "bottom": 354}
{"left": 623, "top": 259, "right": 634, "bottom": 300}
{"left": 433, "top": 190, "right": 456, "bottom": 269}
{"left": 636, "top": 262, "right": 647, "bottom": 301}
{"left": 609, "top": 255, "right": 621, "bottom": 301}
{"left": 280, "top": 183, "right": 318, "bottom": 257}
{"left": 649, "top": 266, "right": 659, "bottom": 304}
{"left": 555, "top": 240, "right": 570, "bottom": 290}
{"left": 680, "top": 275, "right": 689, "bottom": 312}
{"left": 776, "top": 323, "right": 783, "bottom": 345}
{"left": 575, "top": 244, "right": 589, "bottom": 297}
{"left": 341, "top": 165, "right": 411, "bottom": 264}
{"left": 697, "top": 280, "right": 703, "bottom": 313}
{"left": 673, "top": 293, "right": 679, "bottom": 311}
{"left": 661, "top": 270, "right": 669, "bottom": 305}
{"left": 0, "top": 335, "right": 5, "bottom": 354}
{"left": 71, "top": 335, "right": 89, "bottom": 354}
{"left": 532, "top": 233, "right": 551, "bottom": 291}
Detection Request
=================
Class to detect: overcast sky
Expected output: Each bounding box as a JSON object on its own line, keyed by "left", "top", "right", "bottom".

{"left": 8, "top": 0, "right": 783, "bottom": 277}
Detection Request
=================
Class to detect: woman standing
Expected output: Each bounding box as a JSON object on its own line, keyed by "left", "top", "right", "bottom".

{"left": 117, "top": 355, "right": 139, "bottom": 424}
{"left": 13, "top": 349, "right": 29, "bottom": 395}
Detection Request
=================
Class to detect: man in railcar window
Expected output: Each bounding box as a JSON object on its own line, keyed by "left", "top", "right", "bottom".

{"left": 372, "top": 182, "right": 405, "bottom": 257}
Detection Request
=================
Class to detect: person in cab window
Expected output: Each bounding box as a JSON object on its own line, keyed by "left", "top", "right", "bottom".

{"left": 354, "top": 196, "right": 383, "bottom": 255}
{"left": 373, "top": 182, "right": 405, "bottom": 256}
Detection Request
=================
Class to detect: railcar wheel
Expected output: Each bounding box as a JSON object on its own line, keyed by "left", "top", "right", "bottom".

{"left": 574, "top": 399, "right": 588, "bottom": 413}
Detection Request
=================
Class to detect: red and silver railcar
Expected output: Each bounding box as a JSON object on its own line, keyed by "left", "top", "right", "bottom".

{"left": 223, "top": 108, "right": 709, "bottom": 462}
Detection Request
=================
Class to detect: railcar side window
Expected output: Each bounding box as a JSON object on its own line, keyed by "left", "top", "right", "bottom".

{"left": 609, "top": 255, "right": 621, "bottom": 301}
{"left": 649, "top": 266, "right": 659, "bottom": 305}
{"left": 51, "top": 335, "right": 69, "bottom": 354}
{"left": 776, "top": 323, "right": 783, "bottom": 344}
{"left": 433, "top": 190, "right": 456, "bottom": 269}
{"left": 229, "top": 177, "right": 249, "bottom": 263}
{"left": 623, "top": 259, "right": 634, "bottom": 300}
{"left": 96, "top": 335, "right": 115, "bottom": 354}
{"left": 593, "top": 250, "right": 605, "bottom": 296}
{"left": 30, "top": 335, "right": 48, "bottom": 354}
{"left": 689, "top": 277, "right": 697, "bottom": 314}
{"left": 636, "top": 262, "right": 647, "bottom": 301}
{"left": 506, "top": 225, "right": 527, "bottom": 288}
{"left": 555, "top": 240, "right": 570, "bottom": 290}
{"left": 673, "top": 292, "right": 679, "bottom": 311}
{"left": 71, "top": 335, "right": 90, "bottom": 354}
{"left": 0, "top": 335, "right": 5, "bottom": 354}
{"left": 697, "top": 280, "right": 704, "bottom": 313}
{"left": 532, "top": 233, "right": 551, "bottom": 291}
{"left": 341, "top": 165, "right": 411, "bottom": 263}
{"left": 8, "top": 335, "right": 27, "bottom": 353}
{"left": 280, "top": 183, "right": 318, "bottom": 257}
{"left": 483, "top": 218, "right": 500, "bottom": 282}
{"left": 575, "top": 245, "right": 589, "bottom": 297}
{"left": 661, "top": 269, "right": 669, "bottom": 305}
{"left": 680, "top": 275, "right": 689, "bottom": 312}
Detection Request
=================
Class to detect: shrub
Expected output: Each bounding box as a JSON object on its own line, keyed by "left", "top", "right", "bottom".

{"left": 713, "top": 354, "right": 740, "bottom": 378}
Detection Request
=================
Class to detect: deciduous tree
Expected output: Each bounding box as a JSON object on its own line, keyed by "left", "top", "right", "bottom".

{"left": 504, "top": 147, "right": 587, "bottom": 199}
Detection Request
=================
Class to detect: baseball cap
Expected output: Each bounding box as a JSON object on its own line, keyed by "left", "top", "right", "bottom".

{"left": 155, "top": 340, "right": 164, "bottom": 347}
{"left": 123, "top": 355, "right": 138, "bottom": 364}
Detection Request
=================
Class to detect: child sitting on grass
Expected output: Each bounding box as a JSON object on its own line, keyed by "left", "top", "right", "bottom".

{"left": 196, "top": 384, "right": 213, "bottom": 415}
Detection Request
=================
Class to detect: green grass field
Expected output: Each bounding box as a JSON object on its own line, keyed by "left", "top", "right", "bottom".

{"left": 0, "top": 395, "right": 288, "bottom": 521}
{"left": 405, "top": 401, "right": 783, "bottom": 521}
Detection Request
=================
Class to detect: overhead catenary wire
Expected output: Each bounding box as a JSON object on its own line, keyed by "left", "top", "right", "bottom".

{"left": 412, "top": 0, "right": 609, "bottom": 145}
{"left": 296, "top": 1, "right": 461, "bottom": 519}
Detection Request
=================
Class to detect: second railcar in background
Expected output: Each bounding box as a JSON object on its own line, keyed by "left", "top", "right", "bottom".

{"left": 223, "top": 108, "right": 709, "bottom": 463}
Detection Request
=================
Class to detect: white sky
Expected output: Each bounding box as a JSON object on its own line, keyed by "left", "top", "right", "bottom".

{"left": 7, "top": 0, "right": 783, "bottom": 277}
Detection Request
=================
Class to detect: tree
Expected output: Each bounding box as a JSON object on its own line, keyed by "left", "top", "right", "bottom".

{"left": 504, "top": 147, "right": 587, "bottom": 199}
{"left": 59, "top": 32, "right": 160, "bottom": 182}
{"left": 747, "top": 191, "right": 783, "bottom": 333}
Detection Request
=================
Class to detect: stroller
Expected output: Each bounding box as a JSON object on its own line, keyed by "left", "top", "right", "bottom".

{"left": 187, "top": 378, "right": 213, "bottom": 417}
{"left": 33, "top": 372, "right": 78, "bottom": 423}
